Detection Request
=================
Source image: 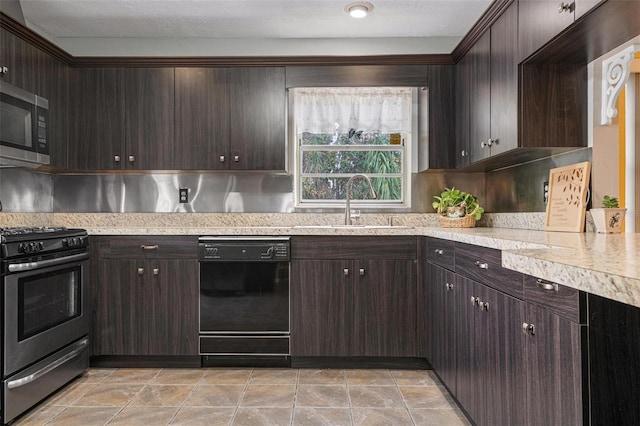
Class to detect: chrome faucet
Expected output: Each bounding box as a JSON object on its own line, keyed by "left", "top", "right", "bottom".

{"left": 344, "top": 174, "right": 377, "bottom": 225}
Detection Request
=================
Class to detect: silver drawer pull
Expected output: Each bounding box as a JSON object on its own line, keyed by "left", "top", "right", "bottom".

{"left": 359, "top": 268, "right": 365, "bottom": 276}
{"left": 153, "top": 268, "right": 159, "bottom": 276}
{"left": 470, "top": 296, "right": 479, "bottom": 306}
{"left": 141, "top": 245, "right": 159, "bottom": 250}
{"left": 434, "top": 249, "right": 444, "bottom": 255}
{"left": 219, "top": 155, "right": 226, "bottom": 163}
{"left": 114, "top": 155, "right": 121, "bottom": 162}
{"left": 234, "top": 155, "right": 240, "bottom": 162}
{"left": 445, "top": 283, "right": 453, "bottom": 291}
{"left": 343, "top": 268, "right": 349, "bottom": 276}
{"left": 128, "top": 155, "right": 135, "bottom": 163}
{"left": 536, "top": 279, "right": 559, "bottom": 292}
{"left": 475, "top": 261, "right": 489, "bottom": 269}
{"left": 137, "top": 267, "right": 144, "bottom": 275}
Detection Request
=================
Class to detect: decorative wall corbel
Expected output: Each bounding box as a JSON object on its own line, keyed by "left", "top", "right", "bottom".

{"left": 601, "top": 45, "right": 640, "bottom": 125}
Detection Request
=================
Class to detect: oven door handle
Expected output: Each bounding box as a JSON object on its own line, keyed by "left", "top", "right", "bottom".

{"left": 6, "top": 338, "right": 89, "bottom": 389}
{"left": 7, "top": 252, "right": 89, "bottom": 273}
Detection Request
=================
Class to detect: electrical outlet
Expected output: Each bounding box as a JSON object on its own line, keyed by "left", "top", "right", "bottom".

{"left": 179, "top": 188, "right": 189, "bottom": 203}
{"left": 543, "top": 181, "right": 549, "bottom": 204}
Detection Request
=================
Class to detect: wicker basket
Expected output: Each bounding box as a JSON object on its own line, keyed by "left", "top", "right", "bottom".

{"left": 438, "top": 214, "right": 476, "bottom": 228}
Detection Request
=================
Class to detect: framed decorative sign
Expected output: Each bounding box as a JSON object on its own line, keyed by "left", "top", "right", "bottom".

{"left": 544, "top": 161, "right": 591, "bottom": 232}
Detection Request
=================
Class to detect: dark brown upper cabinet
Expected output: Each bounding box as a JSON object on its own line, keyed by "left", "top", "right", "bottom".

{"left": 174, "top": 67, "right": 230, "bottom": 170}
{"left": 455, "top": 54, "right": 471, "bottom": 168}
{"left": 518, "top": 0, "right": 604, "bottom": 63}
{"left": 466, "top": 2, "right": 518, "bottom": 164}
{"left": 68, "top": 68, "right": 125, "bottom": 170}
{"left": 228, "top": 67, "right": 286, "bottom": 171}
{"left": 124, "top": 67, "right": 175, "bottom": 170}
{"left": 0, "top": 27, "right": 39, "bottom": 94}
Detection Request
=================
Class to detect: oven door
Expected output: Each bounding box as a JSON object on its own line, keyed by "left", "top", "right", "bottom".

{"left": 3, "top": 254, "right": 90, "bottom": 377}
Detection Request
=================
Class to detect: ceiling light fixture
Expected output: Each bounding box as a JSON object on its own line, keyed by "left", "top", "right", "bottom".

{"left": 345, "top": 2, "right": 374, "bottom": 19}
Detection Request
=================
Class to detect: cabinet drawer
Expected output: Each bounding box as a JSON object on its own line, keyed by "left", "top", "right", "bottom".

{"left": 292, "top": 236, "right": 417, "bottom": 260}
{"left": 99, "top": 236, "right": 198, "bottom": 259}
{"left": 425, "top": 237, "right": 455, "bottom": 270}
{"left": 455, "top": 243, "right": 523, "bottom": 298}
{"left": 523, "top": 275, "right": 584, "bottom": 323}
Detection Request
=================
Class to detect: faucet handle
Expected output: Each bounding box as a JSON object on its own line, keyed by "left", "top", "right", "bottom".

{"left": 350, "top": 210, "right": 361, "bottom": 220}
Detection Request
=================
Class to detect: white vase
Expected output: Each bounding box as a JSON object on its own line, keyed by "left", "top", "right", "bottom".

{"left": 590, "top": 208, "right": 627, "bottom": 233}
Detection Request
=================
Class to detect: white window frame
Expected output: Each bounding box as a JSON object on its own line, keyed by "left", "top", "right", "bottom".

{"left": 291, "top": 87, "right": 417, "bottom": 209}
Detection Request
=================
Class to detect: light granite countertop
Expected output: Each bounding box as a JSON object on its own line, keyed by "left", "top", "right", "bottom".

{"left": 1, "top": 212, "right": 638, "bottom": 308}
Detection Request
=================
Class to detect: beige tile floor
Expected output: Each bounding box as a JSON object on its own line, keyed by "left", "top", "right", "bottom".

{"left": 11, "top": 368, "right": 470, "bottom": 426}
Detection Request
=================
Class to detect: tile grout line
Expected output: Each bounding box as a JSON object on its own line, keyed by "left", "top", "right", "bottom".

{"left": 164, "top": 368, "right": 207, "bottom": 425}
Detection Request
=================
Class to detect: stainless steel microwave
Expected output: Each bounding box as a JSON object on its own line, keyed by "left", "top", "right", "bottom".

{"left": 0, "top": 82, "right": 49, "bottom": 167}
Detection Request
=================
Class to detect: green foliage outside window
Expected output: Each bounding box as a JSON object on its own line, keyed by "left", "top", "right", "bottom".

{"left": 300, "top": 131, "right": 403, "bottom": 202}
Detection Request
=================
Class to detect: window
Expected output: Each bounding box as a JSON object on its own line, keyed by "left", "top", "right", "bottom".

{"left": 292, "top": 87, "right": 414, "bottom": 208}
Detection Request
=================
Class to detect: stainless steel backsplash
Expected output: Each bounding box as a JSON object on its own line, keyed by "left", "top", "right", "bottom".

{"left": 0, "top": 148, "right": 591, "bottom": 214}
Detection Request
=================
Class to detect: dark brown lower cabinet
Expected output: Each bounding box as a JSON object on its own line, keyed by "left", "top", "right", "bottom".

{"left": 291, "top": 238, "right": 417, "bottom": 358}
{"left": 94, "top": 258, "right": 199, "bottom": 356}
{"left": 423, "top": 263, "right": 457, "bottom": 395}
{"left": 290, "top": 259, "right": 352, "bottom": 356}
{"left": 455, "top": 276, "right": 525, "bottom": 426}
{"left": 523, "top": 302, "right": 585, "bottom": 425}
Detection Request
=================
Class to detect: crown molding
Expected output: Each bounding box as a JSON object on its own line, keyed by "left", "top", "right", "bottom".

{"left": 451, "top": 0, "right": 513, "bottom": 63}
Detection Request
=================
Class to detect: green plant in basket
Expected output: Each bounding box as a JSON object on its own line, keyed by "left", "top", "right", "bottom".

{"left": 432, "top": 187, "right": 484, "bottom": 220}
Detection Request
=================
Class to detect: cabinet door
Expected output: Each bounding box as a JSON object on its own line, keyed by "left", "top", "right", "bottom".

{"left": 455, "top": 54, "right": 471, "bottom": 168}
{"left": 174, "top": 68, "right": 229, "bottom": 170}
{"left": 425, "top": 263, "right": 457, "bottom": 394}
{"left": 290, "top": 260, "right": 353, "bottom": 356}
{"left": 518, "top": 0, "right": 575, "bottom": 62}
{"left": 455, "top": 275, "right": 481, "bottom": 421}
{"left": 468, "top": 31, "right": 491, "bottom": 163}
{"left": 124, "top": 68, "right": 174, "bottom": 169}
{"left": 481, "top": 285, "right": 525, "bottom": 426}
{"left": 94, "top": 259, "right": 147, "bottom": 355}
{"left": 0, "top": 28, "right": 39, "bottom": 93}
{"left": 355, "top": 259, "right": 417, "bottom": 357}
{"left": 228, "top": 67, "right": 285, "bottom": 170}
{"left": 69, "top": 68, "right": 125, "bottom": 170}
{"left": 489, "top": 2, "right": 518, "bottom": 157}
{"left": 525, "top": 302, "right": 584, "bottom": 426}
{"left": 39, "top": 52, "right": 69, "bottom": 169}
{"left": 149, "top": 259, "right": 199, "bottom": 355}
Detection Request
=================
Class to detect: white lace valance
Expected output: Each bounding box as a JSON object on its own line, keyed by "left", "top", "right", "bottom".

{"left": 293, "top": 87, "right": 412, "bottom": 134}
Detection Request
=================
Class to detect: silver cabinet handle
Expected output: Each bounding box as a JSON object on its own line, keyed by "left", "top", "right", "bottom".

{"left": 219, "top": 155, "right": 226, "bottom": 163}
{"left": 234, "top": 155, "right": 240, "bottom": 162}
{"left": 461, "top": 149, "right": 467, "bottom": 157}
{"left": 522, "top": 322, "right": 536, "bottom": 335}
{"left": 481, "top": 140, "right": 488, "bottom": 148}
{"left": 359, "top": 268, "right": 365, "bottom": 276}
{"left": 141, "top": 245, "right": 158, "bottom": 250}
{"left": 536, "top": 278, "right": 559, "bottom": 292}
{"left": 434, "top": 249, "right": 444, "bottom": 255}
{"left": 343, "top": 268, "right": 349, "bottom": 276}
{"left": 114, "top": 155, "right": 121, "bottom": 163}
{"left": 128, "top": 155, "right": 135, "bottom": 163}
{"left": 7, "top": 339, "right": 89, "bottom": 389}
{"left": 153, "top": 268, "right": 159, "bottom": 276}
{"left": 558, "top": 2, "right": 572, "bottom": 13}
{"left": 475, "top": 261, "right": 489, "bottom": 269}
{"left": 482, "top": 302, "right": 489, "bottom": 311}
{"left": 137, "top": 267, "right": 144, "bottom": 275}
{"left": 470, "top": 296, "right": 479, "bottom": 306}
{"left": 1, "top": 66, "right": 8, "bottom": 74}
{"left": 445, "top": 283, "right": 453, "bottom": 291}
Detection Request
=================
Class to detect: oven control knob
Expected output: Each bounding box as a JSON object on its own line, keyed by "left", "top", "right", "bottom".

{"left": 37, "top": 242, "right": 44, "bottom": 251}
{"left": 18, "top": 242, "right": 28, "bottom": 253}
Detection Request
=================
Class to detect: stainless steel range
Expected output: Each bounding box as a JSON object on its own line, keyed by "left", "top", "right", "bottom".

{"left": 1, "top": 227, "right": 90, "bottom": 424}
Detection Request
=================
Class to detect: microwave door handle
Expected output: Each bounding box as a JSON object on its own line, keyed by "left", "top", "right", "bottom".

{"left": 7, "top": 252, "right": 89, "bottom": 273}
{"left": 6, "top": 338, "right": 89, "bottom": 389}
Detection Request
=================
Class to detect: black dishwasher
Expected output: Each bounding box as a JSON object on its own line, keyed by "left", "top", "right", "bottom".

{"left": 198, "top": 236, "right": 290, "bottom": 367}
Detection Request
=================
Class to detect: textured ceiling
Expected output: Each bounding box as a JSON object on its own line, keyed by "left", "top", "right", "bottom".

{"left": 20, "top": 0, "right": 492, "bottom": 40}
